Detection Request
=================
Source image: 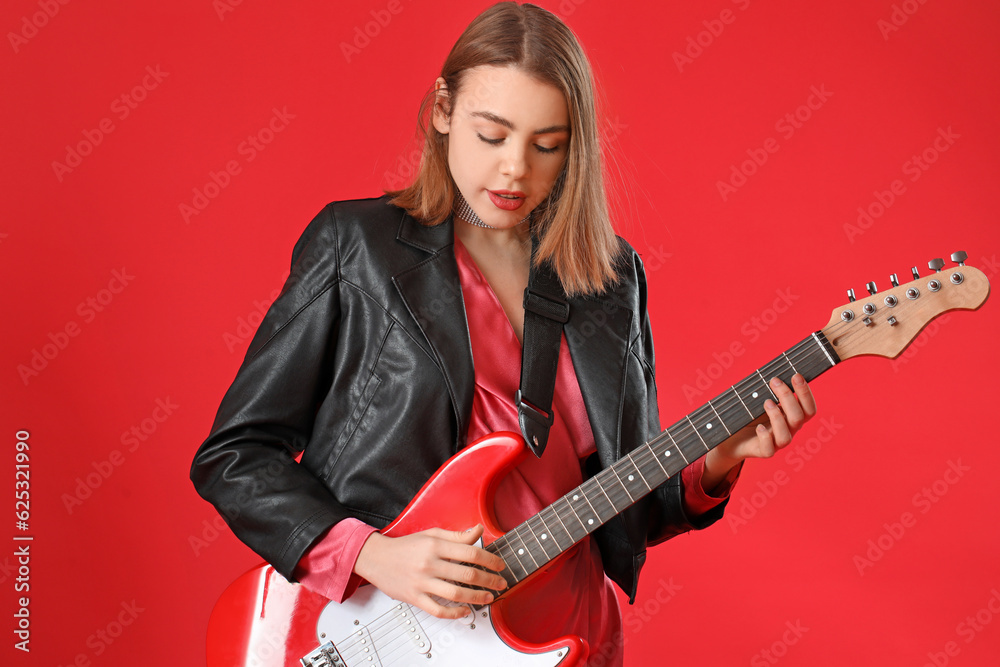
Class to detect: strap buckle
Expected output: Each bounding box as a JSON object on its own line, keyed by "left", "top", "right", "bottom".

{"left": 522, "top": 287, "right": 570, "bottom": 323}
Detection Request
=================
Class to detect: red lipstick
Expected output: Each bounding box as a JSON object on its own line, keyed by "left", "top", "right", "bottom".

{"left": 487, "top": 190, "right": 526, "bottom": 211}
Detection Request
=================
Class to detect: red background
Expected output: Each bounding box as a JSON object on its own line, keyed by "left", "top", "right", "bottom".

{"left": 3, "top": 0, "right": 999, "bottom": 665}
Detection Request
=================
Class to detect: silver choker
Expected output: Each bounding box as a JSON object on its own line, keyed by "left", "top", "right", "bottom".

{"left": 453, "top": 192, "right": 531, "bottom": 230}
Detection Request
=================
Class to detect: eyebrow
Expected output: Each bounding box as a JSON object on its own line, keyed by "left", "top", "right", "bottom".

{"left": 470, "top": 110, "right": 569, "bottom": 135}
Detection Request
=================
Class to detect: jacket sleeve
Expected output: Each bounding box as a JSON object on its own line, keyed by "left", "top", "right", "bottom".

{"left": 190, "top": 203, "right": 352, "bottom": 581}
{"left": 628, "top": 246, "right": 730, "bottom": 546}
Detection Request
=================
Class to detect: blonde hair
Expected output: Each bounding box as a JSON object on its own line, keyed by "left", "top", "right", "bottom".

{"left": 388, "top": 2, "right": 619, "bottom": 296}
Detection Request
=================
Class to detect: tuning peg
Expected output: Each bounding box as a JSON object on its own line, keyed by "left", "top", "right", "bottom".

{"left": 847, "top": 288, "right": 856, "bottom": 303}
{"left": 866, "top": 281, "right": 877, "bottom": 295}
{"left": 890, "top": 273, "right": 899, "bottom": 287}
{"left": 911, "top": 266, "right": 920, "bottom": 280}
{"left": 928, "top": 258, "right": 944, "bottom": 272}
{"left": 951, "top": 251, "right": 968, "bottom": 266}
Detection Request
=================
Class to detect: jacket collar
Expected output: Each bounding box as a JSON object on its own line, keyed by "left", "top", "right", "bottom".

{"left": 392, "top": 212, "right": 476, "bottom": 449}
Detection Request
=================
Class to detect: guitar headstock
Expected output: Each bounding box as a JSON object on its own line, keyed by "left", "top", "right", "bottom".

{"left": 821, "top": 252, "right": 990, "bottom": 361}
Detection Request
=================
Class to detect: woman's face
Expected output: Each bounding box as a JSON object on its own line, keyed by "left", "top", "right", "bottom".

{"left": 433, "top": 65, "right": 570, "bottom": 230}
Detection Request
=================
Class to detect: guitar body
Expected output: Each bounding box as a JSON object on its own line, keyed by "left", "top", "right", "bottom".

{"left": 207, "top": 431, "right": 586, "bottom": 667}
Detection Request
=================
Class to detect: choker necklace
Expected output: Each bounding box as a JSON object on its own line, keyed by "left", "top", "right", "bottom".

{"left": 453, "top": 192, "right": 532, "bottom": 230}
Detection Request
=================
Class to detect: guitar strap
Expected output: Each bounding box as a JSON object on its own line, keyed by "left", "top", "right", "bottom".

{"left": 517, "top": 237, "right": 570, "bottom": 458}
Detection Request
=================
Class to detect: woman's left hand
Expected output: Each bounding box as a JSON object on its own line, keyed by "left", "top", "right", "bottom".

{"left": 702, "top": 373, "right": 817, "bottom": 489}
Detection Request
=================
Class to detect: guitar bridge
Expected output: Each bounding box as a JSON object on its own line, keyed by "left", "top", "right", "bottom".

{"left": 301, "top": 641, "right": 346, "bottom": 666}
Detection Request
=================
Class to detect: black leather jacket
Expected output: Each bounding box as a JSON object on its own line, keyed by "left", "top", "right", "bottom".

{"left": 190, "top": 196, "right": 726, "bottom": 602}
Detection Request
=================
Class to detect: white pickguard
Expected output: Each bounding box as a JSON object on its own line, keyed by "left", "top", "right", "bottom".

{"left": 309, "top": 584, "right": 570, "bottom": 666}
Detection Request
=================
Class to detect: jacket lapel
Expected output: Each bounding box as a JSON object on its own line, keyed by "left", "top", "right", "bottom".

{"left": 565, "top": 294, "right": 633, "bottom": 463}
{"left": 392, "top": 213, "right": 475, "bottom": 447}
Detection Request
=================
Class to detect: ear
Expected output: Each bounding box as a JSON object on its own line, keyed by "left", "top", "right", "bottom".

{"left": 431, "top": 77, "right": 451, "bottom": 134}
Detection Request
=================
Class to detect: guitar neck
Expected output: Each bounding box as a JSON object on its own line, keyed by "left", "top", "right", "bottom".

{"left": 488, "top": 331, "right": 841, "bottom": 589}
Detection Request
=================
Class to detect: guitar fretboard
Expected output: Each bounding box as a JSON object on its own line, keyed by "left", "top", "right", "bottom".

{"left": 487, "top": 331, "right": 839, "bottom": 590}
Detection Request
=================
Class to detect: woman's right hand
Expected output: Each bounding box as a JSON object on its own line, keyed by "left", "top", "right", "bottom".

{"left": 353, "top": 524, "right": 508, "bottom": 619}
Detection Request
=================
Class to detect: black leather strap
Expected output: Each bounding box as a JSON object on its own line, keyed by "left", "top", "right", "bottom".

{"left": 518, "top": 243, "right": 569, "bottom": 458}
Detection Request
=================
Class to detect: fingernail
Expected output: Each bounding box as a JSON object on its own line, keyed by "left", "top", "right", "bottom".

{"left": 756, "top": 424, "right": 767, "bottom": 435}
{"left": 770, "top": 377, "right": 782, "bottom": 387}
{"left": 793, "top": 374, "right": 805, "bottom": 386}
{"left": 764, "top": 399, "right": 776, "bottom": 409}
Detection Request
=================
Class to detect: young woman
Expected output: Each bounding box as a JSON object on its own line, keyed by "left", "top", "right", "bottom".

{"left": 191, "top": 3, "right": 816, "bottom": 664}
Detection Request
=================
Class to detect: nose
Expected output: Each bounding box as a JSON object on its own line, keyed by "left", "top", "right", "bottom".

{"left": 499, "top": 143, "right": 529, "bottom": 180}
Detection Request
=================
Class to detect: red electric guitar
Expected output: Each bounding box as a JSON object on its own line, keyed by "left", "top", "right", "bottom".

{"left": 206, "top": 253, "right": 989, "bottom": 667}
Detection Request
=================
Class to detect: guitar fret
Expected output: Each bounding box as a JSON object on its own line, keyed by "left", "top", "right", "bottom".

{"left": 782, "top": 351, "right": 798, "bottom": 374}
{"left": 684, "top": 415, "right": 709, "bottom": 452}
{"left": 626, "top": 452, "right": 652, "bottom": 490}
{"left": 576, "top": 489, "right": 600, "bottom": 531}
{"left": 664, "top": 428, "right": 689, "bottom": 464}
{"left": 732, "top": 384, "right": 753, "bottom": 417}
{"left": 707, "top": 398, "right": 732, "bottom": 436}
{"left": 508, "top": 530, "right": 540, "bottom": 569}
{"left": 610, "top": 466, "right": 635, "bottom": 503}
{"left": 594, "top": 476, "right": 620, "bottom": 515}
{"left": 755, "top": 369, "right": 778, "bottom": 400}
{"left": 649, "top": 440, "right": 669, "bottom": 476}
{"left": 525, "top": 516, "right": 557, "bottom": 559}
{"left": 549, "top": 502, "right": 576, "bottom": 545}
{"left": 556, "top": 496, "right": 588, "bottom": 538}
{"left": 812, "top": 332, "right": 836, "bottom": 366}
{"left": 539, "top": 506, "right": 572, "bottom": 551}
{"left": 492, "top": 539, "right": 528, "bottom": 582}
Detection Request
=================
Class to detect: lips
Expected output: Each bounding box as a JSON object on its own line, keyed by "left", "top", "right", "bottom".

{"left": 487, "top": 189, "right": 526, "bottom": 211}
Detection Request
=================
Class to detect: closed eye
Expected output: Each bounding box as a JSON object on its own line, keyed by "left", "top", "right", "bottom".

{"left": 477, "top": 133, "right": 561, "bottom": 154}
{"left": 477, "top": 133, "right": 503, "bottom": 146}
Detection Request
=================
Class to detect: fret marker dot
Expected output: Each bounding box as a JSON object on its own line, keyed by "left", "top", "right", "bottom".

{"left": 518, "top": 548, "right": 524, "bottom": 555}
{"left": 573, "top": 494, "right": 579, "bottom": 501}
{"left": 628, "top": 474, "right": 634, "bottom": 481}
{"left": 588, "top": 519, "right": 594, "bottom": 525}
{"left": 541, "top": 533, "right": 548, "bottom": 540}
{"left": 706, "top": 422, "right": 713, "bottom": 429}
{"left": 752, "top": 391, "right": 759, "bottom": 398}
{"left": 665, "top": 451, "right": 671, "bottom": 457}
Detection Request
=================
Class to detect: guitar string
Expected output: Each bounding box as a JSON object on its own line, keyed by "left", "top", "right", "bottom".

{"left": 476, "top": 337, "right": 833, "bottom": 592}
{"left": 333, "top": 597, "right": 488, "bottom": 665}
